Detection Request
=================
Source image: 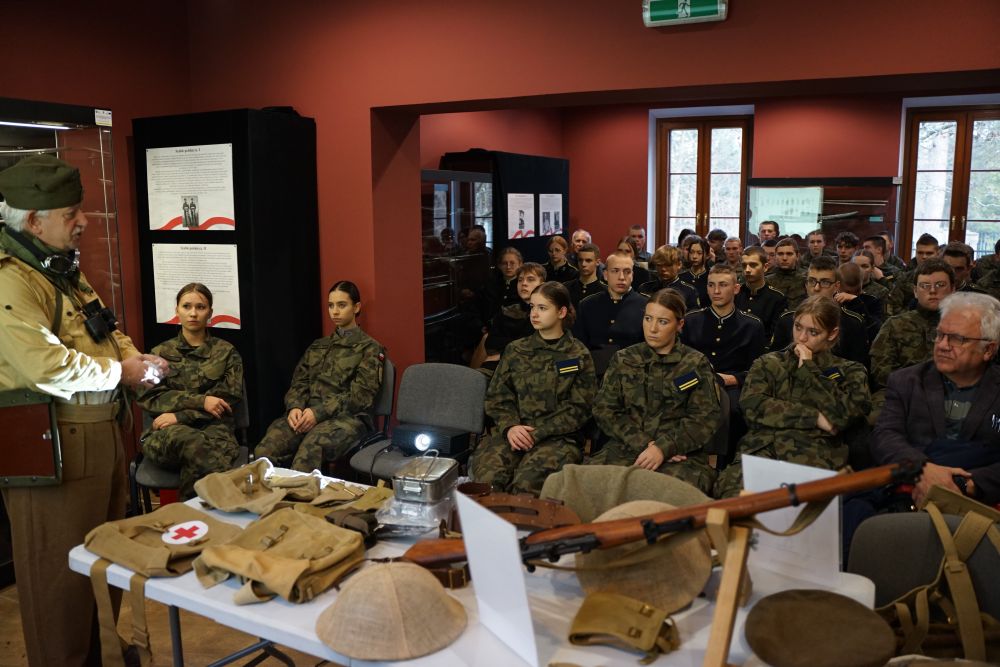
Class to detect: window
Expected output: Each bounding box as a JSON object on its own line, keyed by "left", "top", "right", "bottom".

{"left": 656, "top": 117, "right": 751, "bottom": 245}
{"left": 901, "top": 107, "right": 1000, "bottom": 259}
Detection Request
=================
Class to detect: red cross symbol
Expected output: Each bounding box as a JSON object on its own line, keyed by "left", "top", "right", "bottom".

{"left": 171, "top": 525, "right": 200, "bottom": 540}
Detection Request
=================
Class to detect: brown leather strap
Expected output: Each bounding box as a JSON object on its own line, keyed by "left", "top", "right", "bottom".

{"left": 128, "top": 573, "right": 153, "bottom": 667}
{"left": 90, "top": 559, "right": 126, "bottom": 667}
{"left": 475, "top": 493, "right": 581, "bottom": 531}
{"left": 426, "top": 563, "right": 471, "bottom": 589}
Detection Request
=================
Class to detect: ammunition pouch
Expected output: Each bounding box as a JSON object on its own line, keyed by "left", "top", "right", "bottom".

{"left": 570, "top": 592, "right": 679, "bottom": 664}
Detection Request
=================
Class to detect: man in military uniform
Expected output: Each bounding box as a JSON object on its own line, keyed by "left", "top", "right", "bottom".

{"left": 706, "top": 228, "right": 727, "bottom": 264}
{"left": 771, "top": 257, "right": 872, "bottom": 369}
{"left": 879, "top": 231, "right": 907, "bottom": 272}
{"left": 638, "top": 244, "right": 700, "bottom": 310}
{"left": 0, "top": 155, "right": 168, "bottom": 665}
{"left": 735, "top": 246, "right": 787, "bottom": 343}
{"left": 758, "top": 220, "right": 779, "bottom": 242}
{"left": 863, "top": 235, "right": 899, "bottom": 282}
{"left": 834, "top": 261, "right": 883, "bottom": 344}
{"left": 723, "top": 236, "right": 744, "bottom": 271}
{"left": 941, "top": 241, "right": 981, "bottom": 293}
{"left": 766, "top": 238, "right": 807, "bottom": 309}
{"left": 835, "top": 231, "right": 860, "bottom": 265}
{"left": 799, "top": 229, "right": 835, "bottom": 269}
{"left": 884, "top": 233, "right": 939, "bottom": 316}
{"left": 574, "top": 252, "right": 648, "bottom": 353}
{"left": 628, "top": 224, "right": 652, "bottom": 263}
{"left": 478, "top": 246, "right": 522, "bottom": 322}
{"left": 869, "top": 259, "right": 955, "bottom": 421}
{"left": 852, "top": 250, "right": 890, "bottom": 302}
{"left": 563, "top": 243, "right": 606, "bottom": 308}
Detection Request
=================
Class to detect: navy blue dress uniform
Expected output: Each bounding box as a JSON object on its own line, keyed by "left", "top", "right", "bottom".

{"left": 734, "top": 283, "right": 787, "bottom": 344}
{"left": 542, "top": 261, "right": 579, "bottom": 283}
{"left": 564, "top": 276, "right": 607, "bottom": 309}
{"left": 681, "top": 306, "right": 766, "bottom": 386}
{"left": 770, "top": 306, "right": 871, "bottom": 370}
{"left": 843, "top": 293, "right": 883, "bottom": 346}
{"left": 479, "top": 270, "right": 520, "bottom": 322}
{"left": 679, "top": 268, "right": 710, "bottom": 307}
{"left": 573, "top": 289, "right": 648, "bottom": 351}
{"left": 484, "top": 301, "right": 534, "bottom": 355}
{"left": 638, "top": 277, "right": 700, "bottom": 311}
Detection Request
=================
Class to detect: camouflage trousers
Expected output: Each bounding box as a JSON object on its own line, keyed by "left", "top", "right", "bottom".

{"left": 470, "top": 432, "right": 582, "bottom": 495}
{"left": 588, "top": 444, "right": 717, "bottom": 496}
{"left": 714, "top": 439, "right": 848, "bottom": 499}
{"left": 254, "top": 414, "right": 366, "bottom": 472}
{"left": 141, "top": 422, "right": 239, "bottom": 500}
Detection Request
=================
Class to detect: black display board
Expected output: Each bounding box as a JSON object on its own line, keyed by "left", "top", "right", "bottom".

{"left": 440, "top": 149, "right": 570, "bottom": 265}
{"left": 133, "top": 109, "right": 320, "bottom": 443}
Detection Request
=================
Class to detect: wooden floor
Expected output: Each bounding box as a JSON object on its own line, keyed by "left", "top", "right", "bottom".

{"left": 0, "top": 583, "right": 343, "bottom": 666}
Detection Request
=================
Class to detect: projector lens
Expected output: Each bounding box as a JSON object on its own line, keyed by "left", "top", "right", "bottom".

{"left": 415, "top": 434, "right": 431, "bottom": 451}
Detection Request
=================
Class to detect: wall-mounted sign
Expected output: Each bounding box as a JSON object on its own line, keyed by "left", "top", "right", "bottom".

{"left": 643, "top": 0, "right": 727, "bottom": 27}
{"left": 146, "top": 143, "right": 236, "bottom": 231}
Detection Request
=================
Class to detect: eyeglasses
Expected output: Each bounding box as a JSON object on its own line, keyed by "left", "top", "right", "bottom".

{"left": 917, "top": 281, "right": 950, "bottom": 292}
{"left": 933, "top": 328, "right": 994, "bottom": 347}
{"left": 806, "top": 278, "right": 835, "bottom": 288}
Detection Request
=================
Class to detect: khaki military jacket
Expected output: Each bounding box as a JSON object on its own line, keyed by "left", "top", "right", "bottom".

{"left": 137, "top": 331, "right": 243, "bottom": 428}
{"left": 594, "top": 342, "right": 720, "bottom": 460}
{"left": 486, "top": 331, "right": 596, "bottom": 443}
{"left": 870, "top": 307, "right": 938, "bottom": 389}
{"left": 0, "top": 249, "right": 139, "bottom": 398}
{"left": 739, "top": 349, "right": 870, "bottom": 468}
{"left": 283, "top": 328, "right": 383, "bottom": 423}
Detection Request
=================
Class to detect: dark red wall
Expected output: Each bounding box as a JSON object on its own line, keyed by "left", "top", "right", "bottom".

{"left": 3, "top": 0, "right": 999, "bottom": 373}
{"left": 420, "top": 110, "right": 564, "bottom": 170}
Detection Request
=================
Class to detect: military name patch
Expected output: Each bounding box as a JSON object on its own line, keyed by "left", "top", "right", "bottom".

{"left": 674, "top": 372, "right": 700, "bottom": 392}
{"left": 556, "top": 358, "right": 580, "bottom": 375}
{"left": 822, "top": 366, "right": 843, "bottom": 382}
{"left": 161, "top": 520, "right": 209, "bottom": 545}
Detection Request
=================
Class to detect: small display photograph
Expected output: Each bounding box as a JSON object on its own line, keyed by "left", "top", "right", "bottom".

{"left": 538, "top": 193, "right": 563, "bottom": 237}
{"left": 506, "top": 193, "right": 535, "bottom": 240}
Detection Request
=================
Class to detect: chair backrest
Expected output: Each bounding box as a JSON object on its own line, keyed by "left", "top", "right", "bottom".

{"left": 370, "top": 358, "right": 396, "bottom": 431}
{"left": 395, "top": 363, "right": 487, "bottom": 434}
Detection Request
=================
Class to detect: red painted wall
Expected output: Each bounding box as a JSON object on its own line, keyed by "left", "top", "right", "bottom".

{"left": 4, "top": 0, "right": 999, "bottom": 374}
{"left": 753, "top": 96, "right": 903, "bottom": 178}
{"left": 420, "top": 110, "right": 564, "bottom": 170}
{"left": 0, "top": 1, "right": 192, "bottom": 350}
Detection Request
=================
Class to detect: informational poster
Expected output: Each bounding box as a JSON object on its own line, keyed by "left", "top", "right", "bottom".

{"left": 538, "top": 193, "right": 563, "bottom": 237}
{"left": 747, "top": 186, "right": 823, "bottom": 239}
{"left": 152, "top": 243, "right": 241, "bottom": 329}
{"left": 146, "top": 144, "right": 236, "bottom": 231}
{"left": 507, "top": 193, "right": 535, "bottom": 240}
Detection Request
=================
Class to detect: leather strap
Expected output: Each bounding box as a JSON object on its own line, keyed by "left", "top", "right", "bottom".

{"left": 90, "top": 558, "right": 126, "bottom": 667}
{"left": 427, "top": 563, "right": 471, "bottom": 589}
{"left": 128, "top": 573, "right": 152, "bottom": 667}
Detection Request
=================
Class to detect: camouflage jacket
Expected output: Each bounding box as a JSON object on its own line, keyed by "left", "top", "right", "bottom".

{"left": 766, "top": 267, "right": 807, "bottom": 309}
{"left": 863, "top": 279, "right": 890, "bottom": 302}
{"left": 870, "top": 307, "right": 938, "bottom": 389}
{"left": 739, "top": 349, "right": 871, "bottom": 461}
{"left": 283, "top": 327, "right": 384, "bottom": 422}
{"left": 137, "top": 331, "right": 243, "bottom": 428}
{"left": 883, "top": 270, "right": 913, "bottom": 317}
{"left": 593, "top": 342, "right": 720, "bottom": 460}
{"left": 486, "top": 332, "right": 596, "bottom": 443}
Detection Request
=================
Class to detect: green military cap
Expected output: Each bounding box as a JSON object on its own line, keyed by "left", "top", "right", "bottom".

{"left": 745, "top": 589, "right": 896, "bottom": 667}
{"left": 0, "top": 155, "right": 83, "bottom": 210}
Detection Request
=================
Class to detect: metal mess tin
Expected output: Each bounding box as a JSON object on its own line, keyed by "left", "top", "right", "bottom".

{"left": 392, "top": 450, "right": 459, "bottom": 503}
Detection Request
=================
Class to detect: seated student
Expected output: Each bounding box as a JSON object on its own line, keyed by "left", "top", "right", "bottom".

{"left": 835, "top": 231, "right": 860, "bottom": 265}
{"left": 470, "top": 281, "right": 597, "bottom": 494}
{"left": 715, "top": 296, "right": 871, "bottom": 498}
{"left": 940, "top": 241, "right": 980, "bottom": 292}
{"left": 863, "top": 235, "right": 900, "bottom": 281}
{"left": 563, "top": 242, "right": 606, "bottom": 308}
{"left": 760, "top": 238, "right": 778, "bottom": 272}
{"left": 136, "top": 283, "right": 243, "bottom": 499}
{"left": 574, "top": 252, "right": 647, "bottom": 354}
{"left": 706, "top": 228, "right": 728, "bottom": 265}
{"left": 638, "top": 244, "right": 700, "bottom": 311}
{"left": 541, "top": 235, "right": 579, "bottom": 283}
{"left": 770, "top": 257, "right": 871, "bottom": 370}
{"left": 476, "top": 262, "right": 546, "bottom": 373}
{"left": 852, "top": 249, "right": 890, "bottom": 302}
{"left": 735, "top": 246, "right": 787, "bottom": 343}
{"left": 799, "top": 229, "right": 835, "bottom": 269}
{"left": 615, "top": 236, "right": 652, "bottom": 285}
{"left": 884, "top": 233, "right": 940, "bottom": 316}
{"left": 834, "top": 261, "right": 883, "bottom": 344}
{"left": 766, "top": 238, "right": 808, "bottom": 309}
{"left": 590, "top": 288, "right": 721, "bottom": 494}
{"left": 479, "top": 246, "right": 523, "bottom": 322}
{"left": 255, "top": 281, "right": 384, "bottom": 471}
{"left": 679, "top": 234, "right": 710, "bottom": 305}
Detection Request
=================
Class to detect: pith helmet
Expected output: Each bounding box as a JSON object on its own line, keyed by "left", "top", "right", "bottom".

{"left": 315, "top": 562, "right": 467, "bottom": 660}
{"left": 575, "top": 500, "right": 712, "bottom": 614}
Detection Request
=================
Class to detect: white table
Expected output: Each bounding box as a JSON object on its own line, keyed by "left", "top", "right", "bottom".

{"left": 69, "top": 499, "right": 874, "bottom": 667}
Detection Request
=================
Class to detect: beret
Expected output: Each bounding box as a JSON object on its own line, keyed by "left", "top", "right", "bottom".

{"left": 0, "top": 155, "right": 83, "bottom": 210}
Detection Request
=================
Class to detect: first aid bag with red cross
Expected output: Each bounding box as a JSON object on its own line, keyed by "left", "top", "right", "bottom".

{"left": 84, "top": 503, "right": 243, "bottom": 667}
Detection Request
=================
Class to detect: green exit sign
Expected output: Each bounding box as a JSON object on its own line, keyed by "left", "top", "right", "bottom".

{"left": 643, "top": 0, "right": 728, "bottom": 27}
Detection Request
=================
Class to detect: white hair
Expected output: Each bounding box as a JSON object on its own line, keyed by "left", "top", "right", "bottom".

{"left": 0, "top": 202, "right": 47, "bottom": 232}
{"left": 939, "top": 291, "right": 1000, "bottom": 342}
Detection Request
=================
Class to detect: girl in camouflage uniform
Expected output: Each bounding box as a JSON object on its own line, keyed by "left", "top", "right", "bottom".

{"left": 471, "top": 281, "right": 597, "bottom": 494}
{"left": 590, "top": 288, "right": 720, "bottom": 494}
{"left": 715, "top": 295, "right": 871, "bottom": 498}
{"left": 255, "top": 281, "right": 384, "bottom": 472}
{"left": 137, "top": 283, "right": 243, "bottom": 499}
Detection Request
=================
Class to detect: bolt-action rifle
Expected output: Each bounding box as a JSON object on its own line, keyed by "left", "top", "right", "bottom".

{"left": 402, "top": 462, "right": 922, "bottom": 570}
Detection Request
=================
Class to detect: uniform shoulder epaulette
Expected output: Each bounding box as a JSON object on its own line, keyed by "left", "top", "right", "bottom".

{"left": 686, "top": 306, "right": 707, "bottom": 317}
{"left": 765, "top": 284, "right": 786, "bottom": 296}
{"left": 579, "top": 291, "right": 602, "bottom": 306}
{"left": 676, "top": 278, "right": 697, "bottom": 290}
{"left": 840, "top": 307, "right": 864, "bottom": 323}
{"left": 737, "top": 309, "right": 763, "bottom": 323}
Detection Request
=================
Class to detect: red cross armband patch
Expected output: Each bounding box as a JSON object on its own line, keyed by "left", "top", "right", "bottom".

{"left": 161, "top": 520, "right": 209, "bottom": 545}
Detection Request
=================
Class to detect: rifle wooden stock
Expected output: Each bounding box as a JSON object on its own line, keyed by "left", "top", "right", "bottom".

{"left": 402, "top": 462, "right": 918, "bottom": 569}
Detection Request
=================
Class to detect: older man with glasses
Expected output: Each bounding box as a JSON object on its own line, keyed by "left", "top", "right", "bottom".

{"left": 869, "top": 258, "right": 955, "bottom": 423}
